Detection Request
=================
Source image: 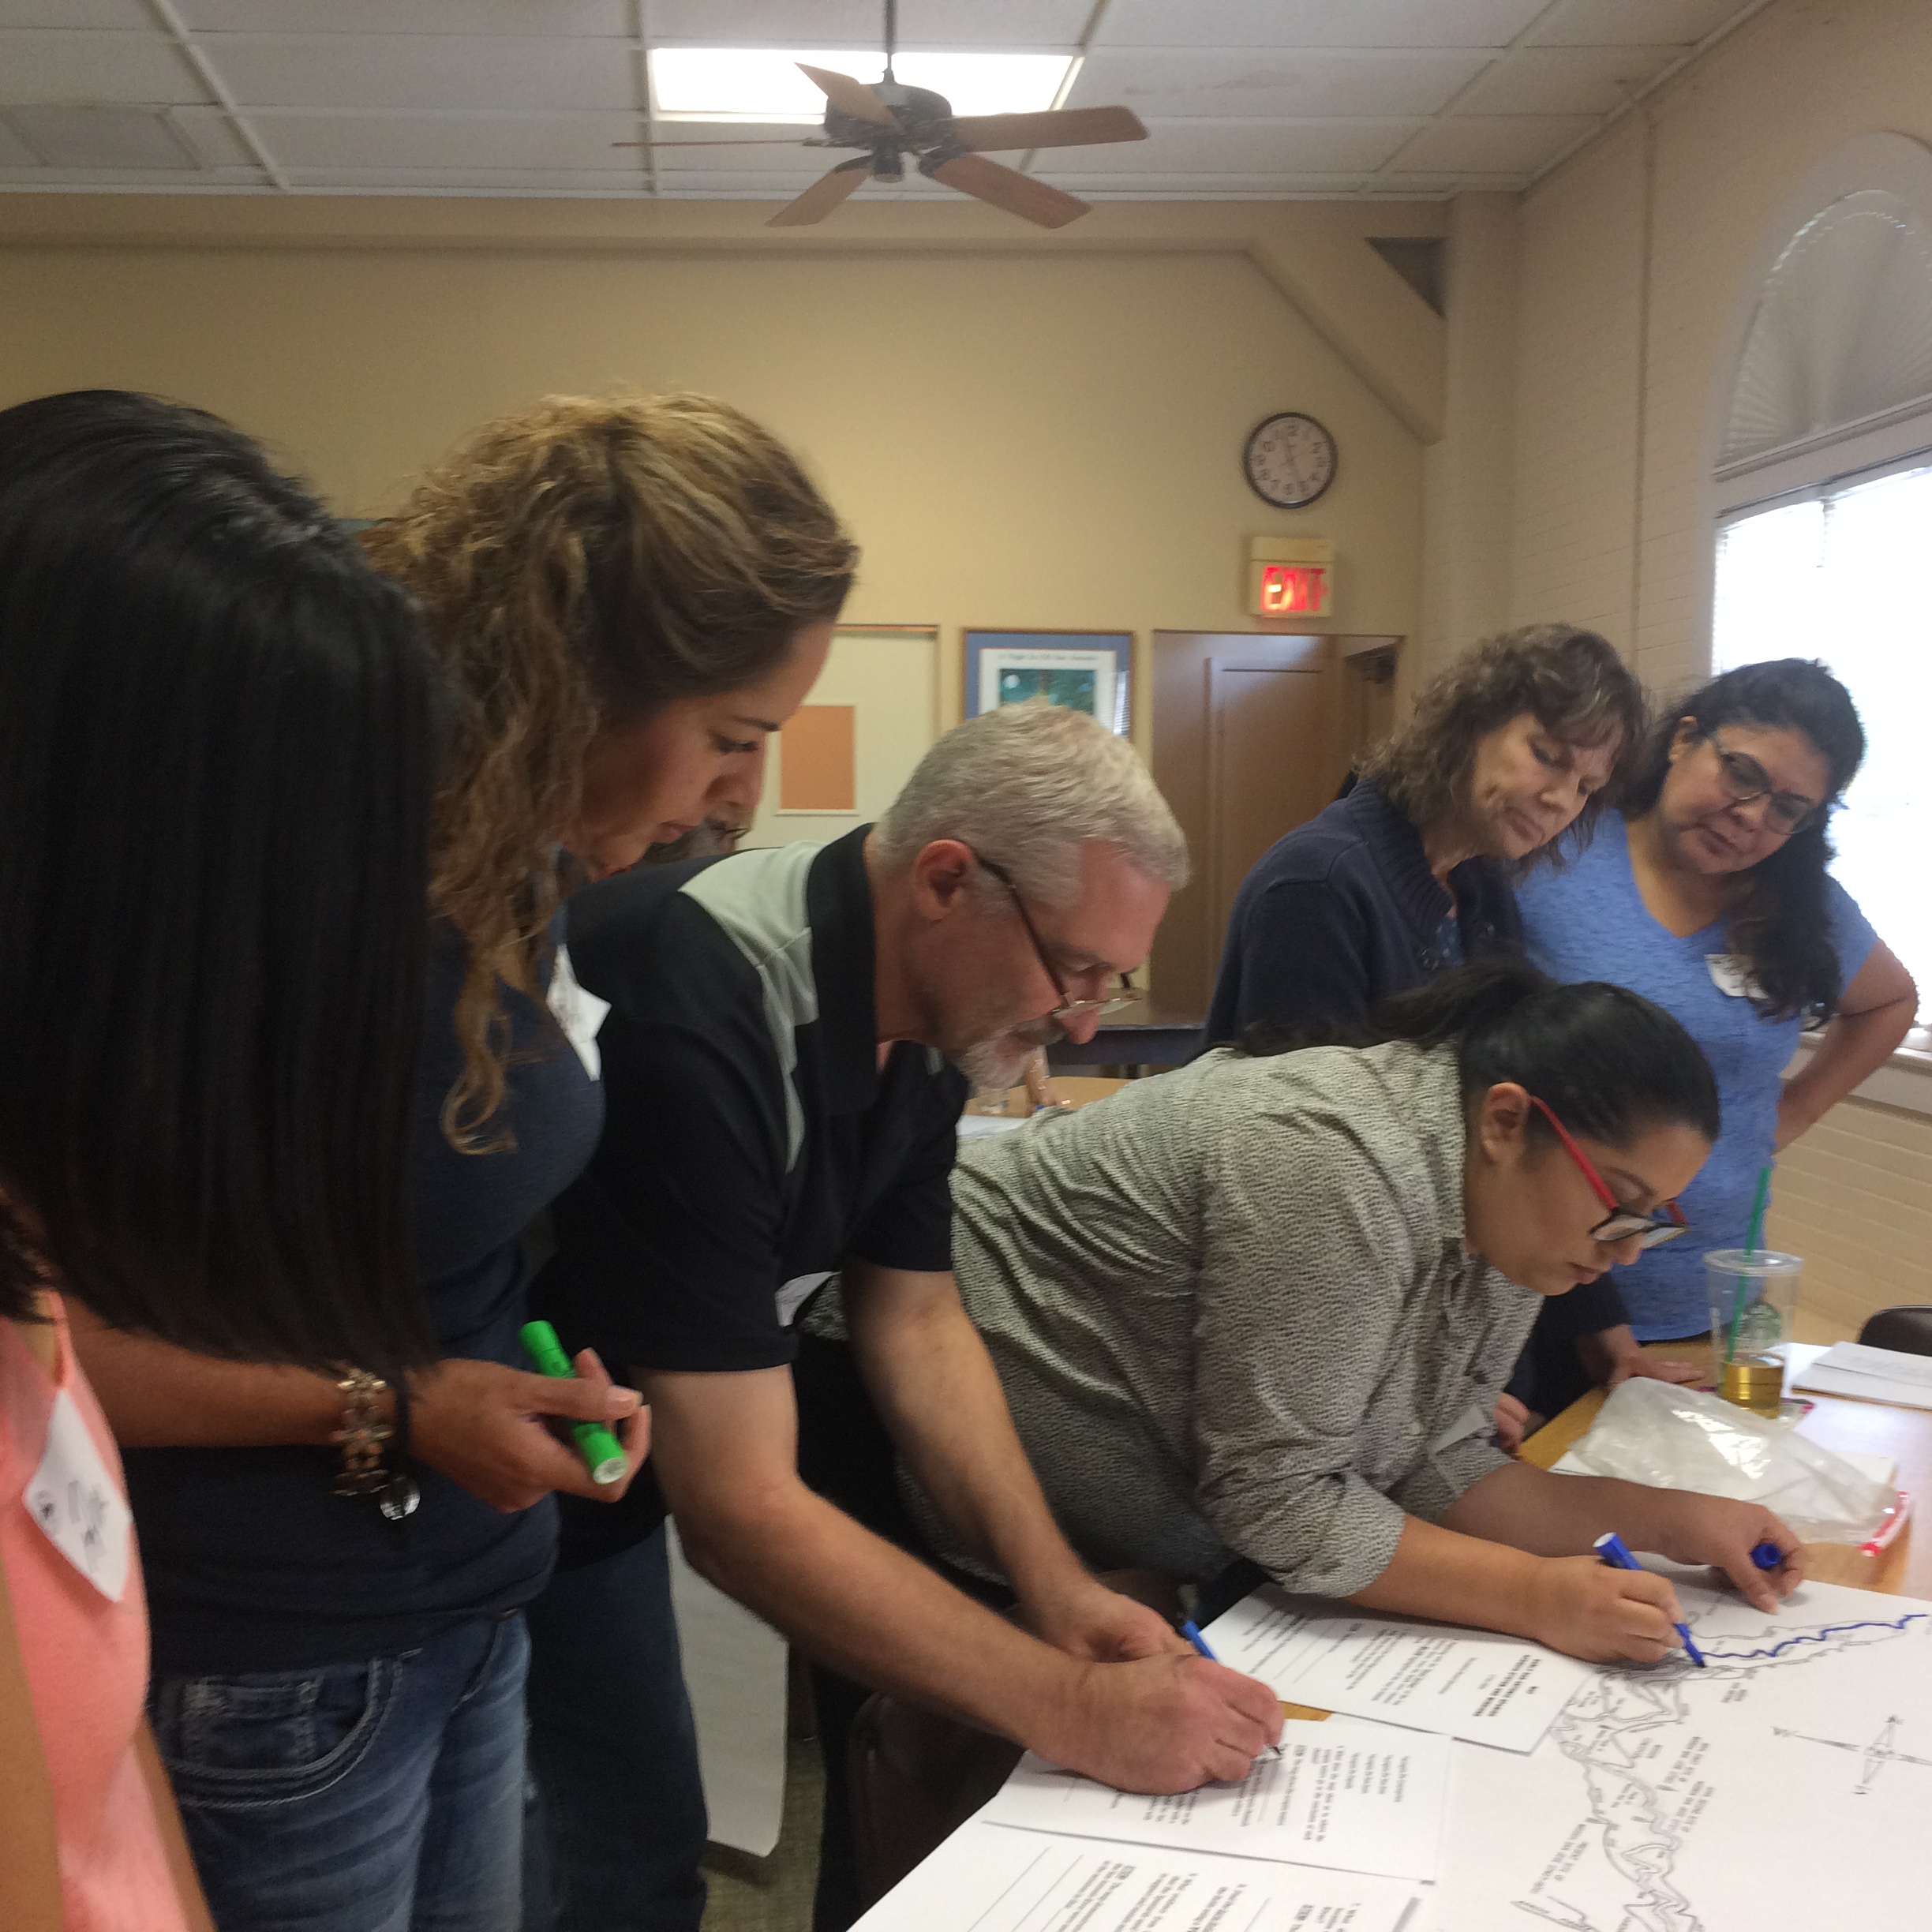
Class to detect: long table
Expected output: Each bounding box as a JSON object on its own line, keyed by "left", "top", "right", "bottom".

{"left": 1521, "top": 1337, "right": 1930, "bottom": 1597}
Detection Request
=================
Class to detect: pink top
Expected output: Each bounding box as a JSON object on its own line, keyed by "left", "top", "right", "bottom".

{"left": 1, "top": 1301, "right": 188, "bottom": 1932}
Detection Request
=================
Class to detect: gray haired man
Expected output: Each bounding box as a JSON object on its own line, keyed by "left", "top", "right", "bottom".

{"left": 525, "top": 701, "right": 1282, "bottom": 1932}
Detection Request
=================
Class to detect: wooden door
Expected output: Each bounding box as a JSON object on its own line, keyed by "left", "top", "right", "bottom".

{"left": 1151, "top": 631, "right": 1400, "bottom": 1016}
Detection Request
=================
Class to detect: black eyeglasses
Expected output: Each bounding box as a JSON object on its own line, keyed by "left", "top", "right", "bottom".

{"left": 1705, "top": 728, "right": 1829, "bottom": 836}
{"left": 966, "top": 848, "right": 1140, "bottom": 1022}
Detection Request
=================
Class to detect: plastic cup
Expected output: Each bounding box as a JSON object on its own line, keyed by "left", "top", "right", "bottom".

{"left": 1705, "top": 1249, "right": 1803, "bottom": 1416}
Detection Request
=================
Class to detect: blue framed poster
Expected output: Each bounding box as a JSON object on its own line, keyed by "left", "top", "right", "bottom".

{"left": 963, "top": 630, "right": 1132, "bottom": 735}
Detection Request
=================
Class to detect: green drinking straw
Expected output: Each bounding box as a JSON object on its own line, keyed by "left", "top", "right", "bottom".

{"left": 1725, "top": 1163, "right": 1775, "bottom": 1363}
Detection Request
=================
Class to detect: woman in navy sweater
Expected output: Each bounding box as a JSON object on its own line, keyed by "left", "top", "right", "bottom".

{"left": 1204, "top": 625, "right": 1694, "bottom": 1439}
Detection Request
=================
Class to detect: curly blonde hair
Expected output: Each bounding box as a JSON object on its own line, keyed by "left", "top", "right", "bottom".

{"left": 363, "top": 392, "right": 857, "bottom": 1148}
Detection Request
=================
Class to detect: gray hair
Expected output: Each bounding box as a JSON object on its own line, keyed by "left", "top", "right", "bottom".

{"left": 873, "top": 698, "right": 1188, "bottom": 905}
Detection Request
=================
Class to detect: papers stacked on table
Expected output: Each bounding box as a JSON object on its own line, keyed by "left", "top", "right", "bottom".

{"left": 856, "top": 1572, "right": 1932, "bottom": 1932}
{"left": 1792, "top": 1340, "right": 1932, "bottom": 1411}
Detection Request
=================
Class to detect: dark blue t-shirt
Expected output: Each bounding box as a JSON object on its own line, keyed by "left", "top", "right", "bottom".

{"left": 129, "top": 932, "right": 604, "bottom": 1673}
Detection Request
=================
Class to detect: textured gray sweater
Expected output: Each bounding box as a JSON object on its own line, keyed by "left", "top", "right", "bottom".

{"left": 941, "top": 1040, "right": 1543, "bottom": 1597}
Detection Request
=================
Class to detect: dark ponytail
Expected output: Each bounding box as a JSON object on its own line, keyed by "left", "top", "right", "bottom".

{"left": 1242, "top": 960, "right": 1720, "bottom": 1148}
{"left": 1622, "top": 659, "right": 1863, "bottom": 1022}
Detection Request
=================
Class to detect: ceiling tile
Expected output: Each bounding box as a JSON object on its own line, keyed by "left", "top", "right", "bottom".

{"left": 1457, "top": 43, "right": 1678, "bottom": 115}
{"left": 0, "top": 113, "right": 43, "bottom": 165}
{"left": 1395, "top": 114, "right": 1597, "bottom": 174}
{"left": 0, "top": 1, "right": 151, "bottom": 23}
{"left": 643, "top": 133, "right": 845, "bottom": 174}
{"left": 282, "top": 165, "right": 645, "bottom": 192}
{"left": 642, "top": 2, "right": 880, "bottom": 44}
{"left": 1095, "top": 0, "right": 1548, "bottom": 51}
{"left": 1032, "top": 119, "right": 1417, "bottom": 175}
{"left": 0, "top": 28, "right": 205, "bottom": 104}
{"left": 203, "top": 34, "right": 637, "bottom": 110}
{"left": 645, "top": 3, "right": 1088, "bottom": 47}
{"left": 242, "top": 113, "right": 647, "bottom": 172}
{"left": 1530, "top": 0, "right": 1752, "bottom": 50}
{"left": 1071, "top": 47, "right": 1491, "bottom": 118}
{"left": 168, "top": 105, "right": 259, "bottom": 168}
{"left": 180, "top": 1, "right": 630, "bottom": 30}
{"left": 5, "top": 102, "right": 200, "bottom": 167}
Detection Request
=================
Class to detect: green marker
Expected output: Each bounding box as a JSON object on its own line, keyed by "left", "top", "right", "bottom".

{"left": 520, "top": 1320, "right": 629, "bottom": 1485}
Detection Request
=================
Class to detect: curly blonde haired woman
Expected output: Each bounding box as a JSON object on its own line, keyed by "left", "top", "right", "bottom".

{"left": 70, "top": 393, "right": 853, "bottom": 1932}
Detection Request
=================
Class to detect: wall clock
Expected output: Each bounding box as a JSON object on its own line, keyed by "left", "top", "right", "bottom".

{"left": 1243, "top": 411, "right": 1338, "bottom": 508}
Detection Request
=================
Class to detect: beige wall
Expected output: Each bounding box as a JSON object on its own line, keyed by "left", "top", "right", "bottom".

{"left": 1507, "top": 0, "right": 1932, "bottom": 1338}
{"left": 0, "top": 198, "right": 1432, "bottom": 764}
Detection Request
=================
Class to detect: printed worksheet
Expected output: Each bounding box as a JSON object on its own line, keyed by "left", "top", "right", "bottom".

{"left": 1427, "top": 1573, "right": 1932, "bottom": 1931}
{"left": 980, "top": 1717, "right": 1447, "bottom": 1881}
{"left": 850, "top": 1818, "right": 1425, "bottom": 1932}
{"left": 1204, "top": 1586, "right": 1593, "bottom": 1752}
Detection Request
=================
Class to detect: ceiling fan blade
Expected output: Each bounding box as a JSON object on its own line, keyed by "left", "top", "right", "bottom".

{"left": 927, "top": 153, "right": 1091, "bottom": 229}
{"left": 796, "top": 62, "right": 897, "bottom": 127}
{"left": 946, "top": 107, "right": 1148, "bottom": 152}
{"left": 766, "top": 158, "right": 871, "bottom": 227}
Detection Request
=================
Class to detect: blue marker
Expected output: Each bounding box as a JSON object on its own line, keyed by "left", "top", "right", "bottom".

{"left": 1180, "top": 1619, "right": 1219, "bottom": 1661}
{"left": 1595, "top": 1531, "right": 1706, "bottom": 1668}
{"left": 1750, "top": 1541, "right": 1784, "bottom": 1571}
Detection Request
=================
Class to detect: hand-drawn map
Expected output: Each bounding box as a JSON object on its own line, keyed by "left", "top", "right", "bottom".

{"left": 1426, "top": 1574, "right": 1931, "bottom": 1932}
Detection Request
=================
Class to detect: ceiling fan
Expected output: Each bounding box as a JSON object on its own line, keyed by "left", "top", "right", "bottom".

{"left": 616, "top": 0, "right": 1147, "bottom": 230}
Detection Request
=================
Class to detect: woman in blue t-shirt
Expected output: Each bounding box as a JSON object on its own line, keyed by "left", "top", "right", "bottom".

{"left": 1518, "top": 660, "right": 1916, "bottom": 1361}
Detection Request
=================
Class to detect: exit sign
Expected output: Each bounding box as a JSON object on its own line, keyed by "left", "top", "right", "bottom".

{"left": 1256, "top": 564, "right": 1330, "bottom": 615}
{"left": 1247, "top": 536, "right": 1335, "bottom": 618}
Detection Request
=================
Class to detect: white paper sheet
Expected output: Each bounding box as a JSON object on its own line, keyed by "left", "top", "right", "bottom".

{"left": 851, "top": 1818, "right": 1425, "bottom": 1932}
{"left": 979, "top": 1718, "right": 1447, "bottom": 1881}
{"left": 1793, "top": 1339, "right": 1932, "bottom": 1410}
{"left": 666, "top": 1522, "right": 788, "bottom": 1856}
{"left": 1427, "top": 1571, "right": 1932, "bottom": 1931}
{"left": 1203, "top": 1586, "right": 1592, "bottom": 1754}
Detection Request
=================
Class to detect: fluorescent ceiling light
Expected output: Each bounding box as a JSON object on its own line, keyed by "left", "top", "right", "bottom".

{"left": 651, "top": 48, "right": 1076, "bottom": 123}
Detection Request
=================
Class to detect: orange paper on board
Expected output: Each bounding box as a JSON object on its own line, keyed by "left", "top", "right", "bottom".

{"left": 780, "top": 705, "right": 856, "bottom": 811}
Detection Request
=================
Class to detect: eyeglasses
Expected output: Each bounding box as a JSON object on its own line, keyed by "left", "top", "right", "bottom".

{"left": 966, "top": 848, "right": 1140, "bottom": 1022}
{"left": 1526, "top": 1095, "right": 1690, "bottom": 1249}
{"left": 1705, "top": 728, "right": 1829, "bottom": 836}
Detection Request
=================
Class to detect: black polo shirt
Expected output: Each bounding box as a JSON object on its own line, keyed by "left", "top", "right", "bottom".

{"left": 534, "top": 826, "right": 967, "bottom": 1566}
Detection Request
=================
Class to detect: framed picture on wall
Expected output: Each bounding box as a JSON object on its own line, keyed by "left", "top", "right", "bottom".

{"left": 963, "top": 631, "right": 1132, "bottom": 736}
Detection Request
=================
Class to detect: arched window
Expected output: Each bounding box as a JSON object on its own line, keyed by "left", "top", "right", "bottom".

{"left": 1711, "top": 137, "right": 1932, "bottom": 1039}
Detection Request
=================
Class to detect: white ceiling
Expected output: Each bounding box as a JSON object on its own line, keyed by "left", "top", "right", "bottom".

{"left": 0, "top": 0, "right": 1768, "bottom": 201}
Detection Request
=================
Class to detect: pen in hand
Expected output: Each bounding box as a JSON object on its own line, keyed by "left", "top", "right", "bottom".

{"left": 1180, "top": 1619, "right": 1288, "bottom": 1763}
{"left": 1595, "top": 1530, "right": 1705, "bottom": 1667}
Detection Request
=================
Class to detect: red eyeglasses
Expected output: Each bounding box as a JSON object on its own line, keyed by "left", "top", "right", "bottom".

{"left": 1526, "top": 1095, "right": 1690, "bottom": 1249}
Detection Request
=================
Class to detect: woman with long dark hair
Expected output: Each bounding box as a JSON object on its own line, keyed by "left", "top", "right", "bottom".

{"left": 0, "top": 389, "right": 444, "bottom": 1932}
{"left": 935, "top": 964, "right": 1801, "bottom": 1661}
{"left": 1515, "top": 661, "right": 1914, "bottom": 1368}
{"left": 69, "top": 393, "right": 856, "bottom": 1932}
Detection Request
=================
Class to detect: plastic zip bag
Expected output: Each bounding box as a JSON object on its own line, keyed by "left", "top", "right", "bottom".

{"left": 1563, "top": 1376, "right": 1893, "bottom": 1542}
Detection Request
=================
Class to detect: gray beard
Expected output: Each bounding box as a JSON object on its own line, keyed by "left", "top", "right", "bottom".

{"left": 955, "top": 1019, "right": 1060, "bottom": 1091}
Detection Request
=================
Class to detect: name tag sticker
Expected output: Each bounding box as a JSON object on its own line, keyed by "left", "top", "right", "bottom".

{"left": 548, "top": 943, "right": 611, "bottom": 1080}
{"left": 1705, "top": 953, "right": 1763, "bottom": 1001}
{"left": 776, "top": 1271, "right": 833, "bottom": 1327}
{"left": 25, "top": 1391, "right": 132, "bottom": 1602}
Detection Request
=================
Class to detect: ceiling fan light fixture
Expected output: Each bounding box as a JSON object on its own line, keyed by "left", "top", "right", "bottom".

{"left": 650, "top": 48, "right": 1075, "bottom": 124}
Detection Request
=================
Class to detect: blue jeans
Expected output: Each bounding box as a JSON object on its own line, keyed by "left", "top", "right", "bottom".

{"left": 522, "top": 1524, "right": 709, "bottom": 1932}
{"left": 151, "top": 1613, "right": 529, "bottom": 1932}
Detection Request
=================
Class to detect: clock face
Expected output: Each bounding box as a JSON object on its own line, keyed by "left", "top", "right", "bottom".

{"left": 1244, "top": 412, "right": 1338, "bottom": 508}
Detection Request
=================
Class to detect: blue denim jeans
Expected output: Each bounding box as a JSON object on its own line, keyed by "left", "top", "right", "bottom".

{"left": 150, "top": 1612, "right": 529, "bottom": 1932}
{"left": 521, "top": 1524, "right": 709, "bottom": 1932}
